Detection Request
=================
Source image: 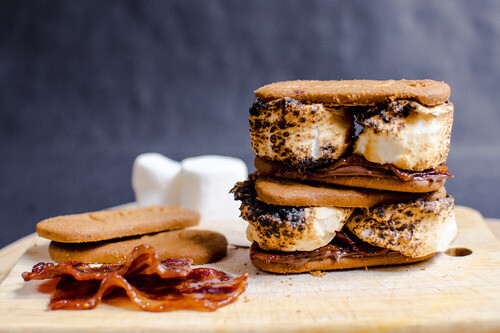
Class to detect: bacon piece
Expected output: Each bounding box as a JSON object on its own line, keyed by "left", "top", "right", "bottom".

{"left": 23, "top": 245, "right": 249, "bottom": 312}
{"left": 48, "top": 268, "right": 248, "bottom": 312}
{"left": 23, "top": 244, "right": 192, "bottom": 281}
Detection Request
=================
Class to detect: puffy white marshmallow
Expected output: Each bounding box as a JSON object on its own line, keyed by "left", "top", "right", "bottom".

{"left": 180, "top": 155, "right": 248, "bottom": 221}
{"left": 249, "top": 98, "right": 353, "bottom": 168}
{"left": 354, "top": 102, "right": 454, "bottom": 171}
{"left": 347, "top": 197, "right": 457, "bottom": 258}
{"left": 246, "top": 206, "right": 353, "bottom": 252}
{"left": 132, "top": 153, "right": 182, "bottom": 206}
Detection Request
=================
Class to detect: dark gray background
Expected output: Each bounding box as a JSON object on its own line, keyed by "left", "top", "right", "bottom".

{"left": 1, "top": 0, "right": 499, "bottom": 249}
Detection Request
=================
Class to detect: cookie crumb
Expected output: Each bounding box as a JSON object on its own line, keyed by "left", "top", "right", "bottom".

{"left": 310, "top": 270, "right": 325, "bottom": 277}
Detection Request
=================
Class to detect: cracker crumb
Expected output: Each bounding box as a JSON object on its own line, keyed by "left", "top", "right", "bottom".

{"left": 310, "top": 270, "right": 326, "bottom": 277}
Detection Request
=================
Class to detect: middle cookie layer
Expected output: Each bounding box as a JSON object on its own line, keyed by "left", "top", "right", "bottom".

{"left": 232, "top": 179, "right": 353, "bottom": 252}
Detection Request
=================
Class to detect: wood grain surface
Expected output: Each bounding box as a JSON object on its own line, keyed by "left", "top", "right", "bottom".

{"left": 0, "top": 205, "right": 499, "bottom": 332}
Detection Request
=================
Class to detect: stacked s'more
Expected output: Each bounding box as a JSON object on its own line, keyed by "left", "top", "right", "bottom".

{"left": 232, "top": 79, "right": 457, "bottom": 274}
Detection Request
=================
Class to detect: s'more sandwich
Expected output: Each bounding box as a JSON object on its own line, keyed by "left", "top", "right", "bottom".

{"left": 232, "top": 79, "right": 456, "bottom": 274}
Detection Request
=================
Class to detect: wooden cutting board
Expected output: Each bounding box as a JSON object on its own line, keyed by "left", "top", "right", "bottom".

{"left": 0, "top": 206, "right": 499, "bottom": 332}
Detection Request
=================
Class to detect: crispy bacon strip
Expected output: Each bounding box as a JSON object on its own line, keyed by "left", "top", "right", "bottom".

{"left": 23, "top": 244, "right": 192, "bottom": 281}
{"left": 48, "top": 268, "right": 248, "bottom": 312}
{"left": 23, "top": 245, "right": 249, "bottom": 312}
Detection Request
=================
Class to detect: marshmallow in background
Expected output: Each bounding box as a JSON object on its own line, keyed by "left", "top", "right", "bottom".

{"left": 132, "top": 153, "right": 250, "bottom": 247}
{"left": 132, "top": 153, "right": 182, "bottom": 206}
{"left": 180, "top": 155, "right": 247, "bottom": 221}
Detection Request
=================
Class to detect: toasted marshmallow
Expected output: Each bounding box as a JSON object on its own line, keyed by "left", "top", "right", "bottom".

{"left": 180, "top": 155, "right": 248, "bottom": 221}
{"left": 132, "top": 153, "right": 182, "bottom": 206}
{"left": 347, "top": 197, "right": 457, "bottom": 258}
{"left": 245, "top": 205, "right": 353, "bottom": 252}
{"left": 354, "top": 101, "right": 453, "bottom": 171}
{"left": 249, "top": 98, "right": 353, "bottom": 168}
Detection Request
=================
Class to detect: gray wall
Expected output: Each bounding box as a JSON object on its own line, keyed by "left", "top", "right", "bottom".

{"left": 1, "top": 0, "right": 499, "bottom": 248}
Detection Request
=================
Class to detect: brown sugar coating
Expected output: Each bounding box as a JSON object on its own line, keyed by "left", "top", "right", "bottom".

{"left": 255, "top": 80, "right": 450, "bottom": 107}
{"left": 37, "top": 206, "right": 200, "bottom": 243}
{"left": 49, "top": 229, "right": 228, "bottom": 265}
{"left": 254, "top": 176, "right": 446, "bottom": 208}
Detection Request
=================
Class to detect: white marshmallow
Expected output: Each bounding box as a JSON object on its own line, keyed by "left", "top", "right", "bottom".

{"left": 132, "top": 153, "right": 182, "bottom": 206}
{"left": 249, "top": 99, "right": 353, "bottom": 168}
{"left": 246, "top": 206, "right": 353, "bottom": 252}
{"left": 347, "top": 197, "right": 457, "bottom": 258}
{"left": 180, "top": 155, "right": 248, "bottom": 221}
{"left": 354, "top": 102, "right": 453, "bottom": 171}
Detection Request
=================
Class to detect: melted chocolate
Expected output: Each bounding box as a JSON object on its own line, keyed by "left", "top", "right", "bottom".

{"left": 260, "top": 155, "right": 452, "bottom": 182}
{"left": 250, "top": 230, "right": 388, "bottom": 267}
{"left": 386, "top": 163, "right": 452, "bottom": 181}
